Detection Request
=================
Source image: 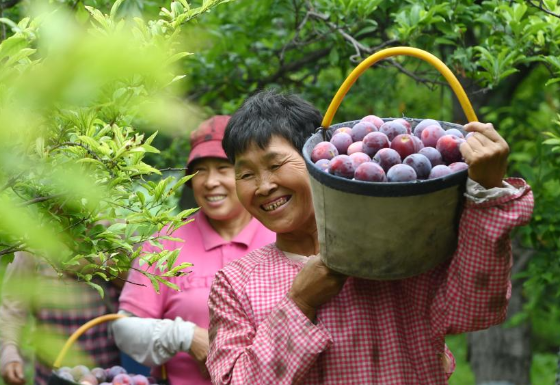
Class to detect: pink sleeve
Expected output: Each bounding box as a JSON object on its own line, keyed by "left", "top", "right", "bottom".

{"left": 207, "top": 271, "right": 333, "bottom": 385}
{"left": 431, "top": 178, "right": 534, "bottom": 335}
{"left": 118, "top": 243, "right": 168, "bottom": 318}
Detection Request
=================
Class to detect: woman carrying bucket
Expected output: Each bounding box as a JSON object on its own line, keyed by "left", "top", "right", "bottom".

{"left": 205, "top": 90, "right": 534, "bottom": 385}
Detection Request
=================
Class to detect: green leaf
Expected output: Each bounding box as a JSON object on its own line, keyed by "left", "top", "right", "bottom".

{"left": 86, "top": 281, "right": 105, "bottom": 298}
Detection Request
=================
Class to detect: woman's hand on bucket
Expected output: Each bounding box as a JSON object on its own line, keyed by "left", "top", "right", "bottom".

{"left": 460, "top": 122, "right": 509, "bottom": 189}
{"left": 288, "top": 255, "right": 348, "bottom": 322}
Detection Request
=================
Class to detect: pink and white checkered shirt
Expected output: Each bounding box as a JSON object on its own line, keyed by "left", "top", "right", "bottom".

{"left": 207, "top": 178, "right": 533, "bottom": 385}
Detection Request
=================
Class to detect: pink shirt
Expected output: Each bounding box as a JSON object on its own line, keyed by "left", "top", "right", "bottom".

{"left": 119, "top": 211, "right": 275, "bottom": 385}
{"left": 207, "top": 179, "right": 534, "bottom": 385}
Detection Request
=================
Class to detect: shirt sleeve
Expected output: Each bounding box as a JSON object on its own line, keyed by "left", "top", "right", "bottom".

{"left": 207, "top": 270, "right": 333, "bottom": 385}
{"left": 111, "top": 311, "right": 195, "bottom": 366}
{"left": 430, "top": 178, "right": 534, "bottom": 336}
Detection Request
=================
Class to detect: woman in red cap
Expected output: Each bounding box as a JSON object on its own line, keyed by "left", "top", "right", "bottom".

{"left": 111, "top": 116, "right": 275, "bottom": 385}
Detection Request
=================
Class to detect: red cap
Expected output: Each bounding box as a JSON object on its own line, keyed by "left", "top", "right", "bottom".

{"left": 187, "top": 115, "right": 231, "bottom": 170}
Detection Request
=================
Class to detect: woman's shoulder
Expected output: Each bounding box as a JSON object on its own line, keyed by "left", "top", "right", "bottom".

{"left": 216, "top": 243, "right": 279, "bottom": 284}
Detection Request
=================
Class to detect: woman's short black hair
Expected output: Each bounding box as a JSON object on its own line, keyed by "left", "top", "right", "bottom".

{"left": 222, "top": 90, "right": 323, "bottom": 163}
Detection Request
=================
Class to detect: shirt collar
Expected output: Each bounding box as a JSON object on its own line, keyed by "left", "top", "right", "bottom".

{"left": 194, "top": 211, "right": 261, "bottom": 251}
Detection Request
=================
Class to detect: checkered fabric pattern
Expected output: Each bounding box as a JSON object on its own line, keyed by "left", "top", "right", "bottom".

{"left": 33, "top": 275, "right": 121, "bottom": 385}
{"left": 207, "top": 178, "right": 533, "bottom": 385}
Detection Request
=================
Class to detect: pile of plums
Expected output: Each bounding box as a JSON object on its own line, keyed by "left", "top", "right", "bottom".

{"left": 311, "top": 115, "right": 469, "bottom": 182}
{"left": 54, "top": 365, "right": 155, "bottom": 385}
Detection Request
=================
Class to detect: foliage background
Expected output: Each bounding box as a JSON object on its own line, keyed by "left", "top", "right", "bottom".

{"left": 1, "top": 0, "right": 560, "bottom": 384}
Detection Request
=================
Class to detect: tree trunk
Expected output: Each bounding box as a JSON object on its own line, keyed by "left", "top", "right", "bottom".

{"left": 466, "top": 242, "right": 534, "bottom": 385}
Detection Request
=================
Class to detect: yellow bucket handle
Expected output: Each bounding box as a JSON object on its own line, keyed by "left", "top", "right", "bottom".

{"left": 321, "top": 46, "right": 478, "bottom": 129}
{"left": 53, "top": 313, "right": 167, "bottom": 380}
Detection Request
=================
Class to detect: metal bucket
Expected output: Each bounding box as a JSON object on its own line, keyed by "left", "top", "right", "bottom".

{"left": 303, "top": 119, "right": 467, "bottom": 280}
{"left": 306, "top": 46, "right": 479, "bottom": 280}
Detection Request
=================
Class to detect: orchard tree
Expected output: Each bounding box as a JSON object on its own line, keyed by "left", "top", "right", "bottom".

{"left": 0, "top": 0, "right": 233, "bottom": 295}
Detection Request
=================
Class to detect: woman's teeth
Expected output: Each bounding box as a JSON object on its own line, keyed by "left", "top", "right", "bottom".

{"left": 263, "top": 197, "right": 288, "bottom": 212}
{"left": 207, "top": 195, "right": 226, "bottom": 202}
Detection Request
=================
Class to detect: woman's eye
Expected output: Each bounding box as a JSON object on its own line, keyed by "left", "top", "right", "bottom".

{"left": 238, "top": 173, "right": 253, "bottom": 180}
{"left": 271, "top": 164, "right": 281, "bottom": 170}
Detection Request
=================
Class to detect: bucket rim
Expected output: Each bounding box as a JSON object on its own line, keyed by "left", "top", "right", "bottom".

{"left": 303, "top": 118, "right": 468, "bottom": 197}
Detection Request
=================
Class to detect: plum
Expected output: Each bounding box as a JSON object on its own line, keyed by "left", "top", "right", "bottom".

{"left": 387, "top": 164, "right": 417, "bottom": 182}
{"left": 91, "top": 368, "right": 107, "bottom": 383}
{"left": 436, "top": 135, "right": 465, "bottom": 164}
{"left": 412, "top": 135, "right": 424, "bottom": 152}
{"left": 421, "top": 125, "right": 446, "bottom": 148}
{"left": 360, "top": 114, "right": 384, "bottom": 129}
{"left": 58, "top": 371, "right": 75, "bottom": 382}
{"left": 351, "top": 121, "right": 377, "bottom": 142}
{"left": 106, "top": 366, "right": 127, "bottom": 382}
{"left": 445, "top": 128, "right": 465, "bottom": 138}
{"left": 449, "top": 161, "right": 469, "bottom": 172}
{"left": 373, "top": 148, "right": 401, "bottom": 172}
{"left": 362, "top": 131, "right": 390, "bottom": 157}
{"left": 403, "top": 153, "right": 432, "bottom": 179}
{"left": 112, "top": 374, "right": 132, "bottom": 385}
{"left": 330, "top": 132, "right": 353, "bottom": 154}
{"left": 311, "top": 141, "right": 338, "bottom": 162}
{"left": 81, "top": 374, "right": 99, "bottom": 385}
{"left": 393, "top": 118, "right": 412, "bottom": 134}
{"left": 379, "top": 121, "right": 407, "bottom": 141}
{"left": 418, "top": 147, "right": 444, "bottom": 167}
{"left": 347, "top": 140, "right": 364, "bottom": 155}
{"left": 334, "top": 126, "right": 352, "bottom": 135}
{"left": 428, "top": 165, "right": 452, "bottom": 179}
{"left": 349, "top": 152, "right": 371, "bottom": 168}
{"left": 413, "top": 119, "right": 442, "bottom": 138}
{"left": 328, "top": 155, "right": 355, "bottom": 179}
{"left": 354, "top": 162, "right": 386, "bottom": 182}
{"left": 131, "top": 375, "right": 150, "bottom": 385}
{"left": 390, "top": 134, "right": 416, "bottom": 160}
{"left": 314, "top": 159, "right": 330, "bottom": 172}
{"left": 71, "top": 365, "right": 90, "bottom": 381}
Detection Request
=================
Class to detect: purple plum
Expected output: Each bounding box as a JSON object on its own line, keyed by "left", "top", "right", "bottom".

{"left": 354, "top": 162, "right": 386, "bottom": 182}
{"left": 428, "top": 165, "right": 453, "bottom": 179}
{"left": 328, "top": 155, "right": 355, "bottom": 179}
{"left": 330, "top": 132, "right": 353, "bottom": 154}
{"left": 349, "top": 152, "right": 371, "bottom": 168}
{"left": 131, "top": 375, "right": 149, "bottom": 385}
{"left": 373, "top": 148, "right": 402, "bottom": 172}
{"left": 390, "top": 134, "right": 416, "bottom": 160}
{"left": 449, "top": 162, "right": 469, "bottom": 172}
{"left": 311, "top": 141, "right": 338, "bottom": 162}
{"left": 379, "top": 121, "right": 407, "bottom": 141}
{"left": 333, "top": 126, "right": 352, "bottom": 135}
{"left": 436, "top": 135, "right": 465, "bottom": 164}
{"left": 403, "top": 153, "right": 432, "bottom": 180}
{"left": 360, "top": 114, "right": 384, "bottom": 129}
{"left": 421, "top": 125, "right": 446, "bottom": 148}
{"left": 362, "top": 131, "right": 390, "bottom": 157}
{"left": 351, "top": 121, "right": 377, "bottom": 142}
{"left": 418, "top": 147, "right": 444, "bottom": 167}
{"left": 445, "top": 128, "right": 465, "bottom": 138}
{"left": 112, "top": 374, "right": 132, "bottom": 385}
{"left": 413, "top": 119, "right": 442, "bottom": 138}
{"left": 347, "top": 141, "right": 364, "bottom": 155}
{"left": 314, "top": 159, "right": 330, "bottom": 172}
{"left": 387, "top": 164, "right": 417, "bottom": 182}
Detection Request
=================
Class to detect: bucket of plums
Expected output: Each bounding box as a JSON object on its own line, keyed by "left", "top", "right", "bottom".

{"left": 302, "top": 47, "right": 479, "bottom": 280}
{"left": 48, "top": 315, "right": 167, "bottom": 385}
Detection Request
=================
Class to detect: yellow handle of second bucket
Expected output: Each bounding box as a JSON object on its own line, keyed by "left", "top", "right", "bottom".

{"left": 321, "top": 46, "right": 478, "bottom": 128}
{"left": 53, "top": 313, "right": 169, "bottom": 380}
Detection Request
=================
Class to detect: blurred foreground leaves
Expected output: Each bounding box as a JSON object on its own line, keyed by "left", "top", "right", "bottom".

{"left": 0, "top": 0, "right": 233, "bottom": 293}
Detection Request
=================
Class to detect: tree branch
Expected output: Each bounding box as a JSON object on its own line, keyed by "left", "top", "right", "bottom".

{"left": 50, "top": 141, "right": 115, "bottom": 177}
{"left": 18, "top": 193, "right": 65, "bottom": 206}
{"left": 526, "top": 0, "right": 560, "bottom": 18}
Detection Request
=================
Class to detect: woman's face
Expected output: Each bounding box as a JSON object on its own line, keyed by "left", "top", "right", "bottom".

{"left": 234, "top": 135, "right": 315, "bottom": 235}
{"left": 190, "top": 158, "right": 246, "bottom": 221}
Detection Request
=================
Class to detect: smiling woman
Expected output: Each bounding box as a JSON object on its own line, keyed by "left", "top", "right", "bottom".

{"left": 205, "top": 90, "right": 533, "bottom": 385}
{"left": 110, "top": 116, "right": 275, "bottom": 385}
